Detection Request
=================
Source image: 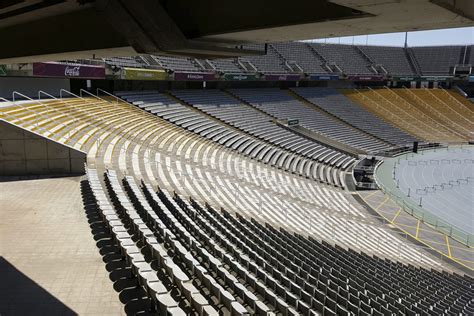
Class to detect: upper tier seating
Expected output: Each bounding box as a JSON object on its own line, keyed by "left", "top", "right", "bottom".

{"left": 239, "top": 45, "right": 289, "bottom": 73}
{"left": 272, "top": 42, "right": 328, "bottom": 74}
{"left": 358, "top": 46, "right": 414, "bottom": 75}
{"left": 411, "top": 46, "right": 463, "bottom": 75}
{"left": 309, "top": 43, "right": 374, "bottom": 75}
{"left": 87, "top": 168, "right": 474, "bottom": 316}
{"left": 91, "top": 44, "right": 472, "bottom": 77}
{"left": 117, "top": 90, "right": 354, "bottom": 186}
{"left": 153, "top": 56, "right": 203, "bottom": 72}
{"left": 103, "top": 56, "right": 151, "bottom": 69}
{"left": 230, "top": 88, "right": 390, "bottom": 154}
{"left": 292, "top": 87, "right": 418, "bottom": 146}
{"left": 206, "top": 59, "right": 244, "bottom": 73}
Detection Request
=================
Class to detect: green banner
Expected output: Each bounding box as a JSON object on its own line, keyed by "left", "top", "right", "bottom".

{"left": 287, "top": 119, "right": 299, "bottom": 126}
{"left": 392, "top": 76, "right": 453, "bottom": 82}
{"left": 420, "top": 76, "right": 452, "bottom": 82}
{"left": 391, "top": 76, "right": 419, "bottom": 82}
{"left": 0, "top": 65, "right": 6, "bottom": 76}
{"left": 223, "top": 73, "right": 258, "bottom": 81}
{"left": 122, "top": 67, "right": 167, "bottom": 80}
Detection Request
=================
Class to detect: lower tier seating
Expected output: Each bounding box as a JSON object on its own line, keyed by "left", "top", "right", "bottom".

{"left": 86, "top": 168, "right": 474, "bottom": 316}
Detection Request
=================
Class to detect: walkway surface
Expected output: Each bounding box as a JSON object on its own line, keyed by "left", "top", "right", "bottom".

{"left": 359, "top": 189, "right": 473, "bottom": 272}
{"left": 394, "top": 147, "right": 473, "bottom": 234}
{"left": 376, "top": 146, "right": 474, "bottom": 243}
{"left": 0, "top": 177, "right": 125, "bottom": 315}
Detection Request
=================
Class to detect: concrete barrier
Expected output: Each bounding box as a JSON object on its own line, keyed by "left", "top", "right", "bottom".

{"left": 0, "top": 119, "right": 86, "bottom": 176}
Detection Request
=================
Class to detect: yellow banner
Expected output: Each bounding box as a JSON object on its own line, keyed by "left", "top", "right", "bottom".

{"left": 123, "top": 68, "right": 167, "bottom": 81}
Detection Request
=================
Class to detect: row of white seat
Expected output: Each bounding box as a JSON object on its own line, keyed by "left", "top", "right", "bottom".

{"left": 118, "top": 90, "right": 354, "bottom": 188}
{"left": 229, "top": 88, "right": 390, "bottom": 153}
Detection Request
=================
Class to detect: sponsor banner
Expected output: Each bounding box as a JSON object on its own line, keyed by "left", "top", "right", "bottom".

{"left": 123, "top": 67, "right": 167, "bottom": 80}
{"left": 420, "top": 76, "right": 452, "bottom": 82}
{"left": 309, "top": 74, "right": 339, "bottom": 81}
{"left": 391, "top": 76, "right": 420, "bottom": 82}
{"left": 264, "top": 74, "right": 301, "bottom": 81}
{"left": 469, "top": 76, "right": 474, "bottom": 83}
{"left": 347, "top": 75, "right": 386, "bottom": 81}
{"left": 174, "top": 72, "right": 216, "bottom": 81}
{"left": 223, "top": 73, "right": 258, "bottom": 81}
{"left": 0, "top": 65, "right": 6, "bottom": 76}
{"left": 33, "top": 62, "right": 105, "bottom": 79}
{"left": 287, "top": 119, "right": 299, "bottom": 126}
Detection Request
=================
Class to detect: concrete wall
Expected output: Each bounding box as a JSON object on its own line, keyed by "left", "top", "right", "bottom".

{"left": 0, "top": 120, "right": 86, "bottom": 176}
{"left": 0, "top": 77, "right": 70, "bottom": 99}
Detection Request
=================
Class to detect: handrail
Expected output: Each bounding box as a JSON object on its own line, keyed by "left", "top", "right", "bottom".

{"left": 0, "top": 109, "right": 88, "bottom": 154}
{"left": 402, "top": 87, "right": 468, "bottom": 139}
{"left": 39, "top": 90, "right": 101, "bottom": 112}
{"left": 97, "top": 88, "right": 122, "bottom": 103}
{"left": 0, "top": 108, "right": 49, "bottom": 139}
{"left": 36, "top": 90, "right": 107, "bottom": 134}
{"left": 80, "top": 89, "right": 117, "bottom": 107}
{"left": 9, "top": 91, "right": 119, "bottom": 150}
{"left": 38, "top": 90, "right": 59, "bottom": 101}
{"left": 354, "top": 89, "right": 406, "bottom": 123}
{"left": 369, "top": 87, "right": 440, "bottom": 138}
{"left": 439, "top": 87, "right": 472, "bottom": 112}
{"left": 60, "top": 88, "right": 85, "bottom": 101}
{"left": 0, "top": 96, "right": 89, "bottom": 150}
{"left": 80, "top": 88, "right": 105, "bottom": 101}
{"left": 380, "top": 86, "right": 457, "bottom": 138}
{"left": 423, "top": 88, "right": 473, "bottom": 127}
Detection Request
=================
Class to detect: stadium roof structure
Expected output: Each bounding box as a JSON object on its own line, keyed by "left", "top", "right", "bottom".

{"left": 0, "top": 0, "right": 472, "bottom": 63}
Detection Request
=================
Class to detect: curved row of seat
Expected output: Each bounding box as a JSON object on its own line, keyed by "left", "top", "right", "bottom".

{"left": 87, "top": 168, "right": 474, "bottom": 316}
{"left": 0, "top": 95, "right": 448, "bottom": 270}
{"left": 116, "top": 90, "right": 354, "bottom": 188}
{"left": 229, "top": 88, "right": 391, "bottom": 153}
{"left": 168, "top": 90, "right": 354, "bottom": 173}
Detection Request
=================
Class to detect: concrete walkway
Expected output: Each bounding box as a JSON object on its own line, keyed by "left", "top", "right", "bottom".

{"left": 0, "top": 177, "right": 125, "bottom": 315}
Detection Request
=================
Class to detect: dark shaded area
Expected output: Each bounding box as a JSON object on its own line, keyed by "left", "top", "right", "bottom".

{"left": 161, "top": 0, "right": 368, "bottom": 38}
{"left": 0, "top": 257, "right": 77, "bottom": 316}
{"left": 80, "top": 180, "right": 156, "bottom": 315}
